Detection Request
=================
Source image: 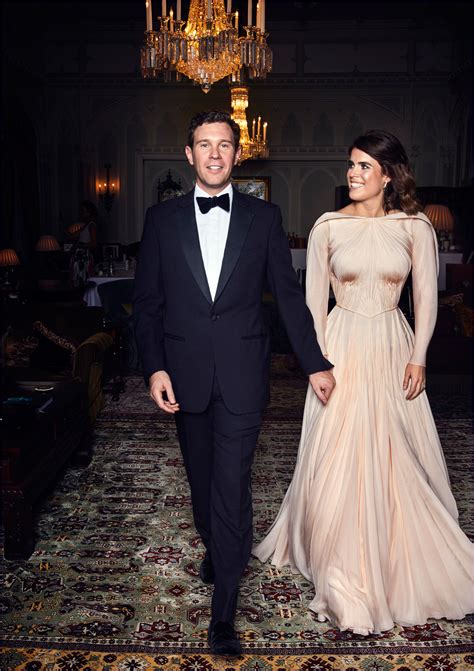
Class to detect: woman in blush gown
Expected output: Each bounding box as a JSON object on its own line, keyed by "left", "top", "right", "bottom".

{"left": 253, "top": 130, "right": 474, "bottom": 635}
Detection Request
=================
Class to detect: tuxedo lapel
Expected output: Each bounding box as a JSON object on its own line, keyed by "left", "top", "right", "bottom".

{"left": 176, "top": 191, "right": 213, "bottom": 304}
{"left": 214, "top": 188, "right": 254, "bottom": 303}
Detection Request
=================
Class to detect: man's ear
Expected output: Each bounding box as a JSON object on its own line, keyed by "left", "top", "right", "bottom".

{"left": 234, "top": 144, "right": 242, "bottom": 165}
{"left": 185, "top": 145, "right": 194, "bottom": 166}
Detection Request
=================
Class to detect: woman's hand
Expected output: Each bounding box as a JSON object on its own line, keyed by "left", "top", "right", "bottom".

{"left": 403, "top": 363, "right": 426, "bottom": 400}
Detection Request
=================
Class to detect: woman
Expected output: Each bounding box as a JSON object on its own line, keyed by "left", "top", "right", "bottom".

{"left": 253, "top": 130, "right": 473, "bottom": 634}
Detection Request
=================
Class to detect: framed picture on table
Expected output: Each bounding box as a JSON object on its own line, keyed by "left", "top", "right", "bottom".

{"left": 232, "top": 177, "right": 270, "bottom": 201}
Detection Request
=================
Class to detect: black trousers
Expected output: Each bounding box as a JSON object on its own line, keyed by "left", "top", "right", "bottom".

{"left": 175, "top": 374, "right": 262, "bottom": 624}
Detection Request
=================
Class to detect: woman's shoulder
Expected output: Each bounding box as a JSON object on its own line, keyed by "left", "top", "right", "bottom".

{"left": 312, "top": 211, "right": 347, "bottom": 227}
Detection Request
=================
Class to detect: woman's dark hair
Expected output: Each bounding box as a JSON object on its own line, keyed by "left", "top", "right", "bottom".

{"left": 187, "top": 110, "right": 240, "bottom": 149}
{"left": 349, "top": 129, "right": 421, "bottom": 215}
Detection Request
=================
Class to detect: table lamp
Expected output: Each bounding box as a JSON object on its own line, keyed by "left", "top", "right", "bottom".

{"left": 424, "top": 204, "right": 454, "bottom": 251}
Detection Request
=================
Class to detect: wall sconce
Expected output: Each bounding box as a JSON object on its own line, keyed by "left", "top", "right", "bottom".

{"left": 97, "top": 163, "right": 119, "bottom": 213}
{"left": 424, "top": 204, "right": 454, "bottom": 251}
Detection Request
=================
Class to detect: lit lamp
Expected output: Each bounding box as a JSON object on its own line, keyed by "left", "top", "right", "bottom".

{"left": 0, "top": 248, "right": 20, "bottom": 295}
{"left": 67, "top": 222, "right": 84, "bottom": 236}
{"left": 424, "top": 204, "right": 454, "bottom": 251}
{"left": 35, "top": 236, "right": 62, "bottom": 290}
{"left": 141, "top": 0, "right": 272, "bottom": 93}
{"left": 0, "top": 248, "right": 20, "bottom": 266}
{"left": 230, "top": 86, "right": 268, "bottom": 163}
{"left": 35, "top": 235, "right": 61, "bottom": 252}
{"left": 97, "top": 163, "right": 118, "bottom": 213}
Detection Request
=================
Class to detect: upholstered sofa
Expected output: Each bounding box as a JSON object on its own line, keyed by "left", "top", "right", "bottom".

{"left": 4, "top": 301, "right": 114, "bottom": 422}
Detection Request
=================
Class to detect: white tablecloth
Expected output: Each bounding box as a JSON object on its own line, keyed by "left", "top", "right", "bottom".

{"left": 83, "top": 273, "right": 134, "bottom": 307}
{"left": 290, "top": 248, "right": 307, "bottom": 284}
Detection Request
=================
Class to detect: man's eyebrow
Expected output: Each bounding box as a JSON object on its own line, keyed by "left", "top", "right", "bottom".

{"left": 196, "top": 138, "right": 233, "bottom": 143}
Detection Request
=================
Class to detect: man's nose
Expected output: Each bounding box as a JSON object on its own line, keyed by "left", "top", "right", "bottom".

{"left": 209, "top": 145, "right": 221, "bottom": 158}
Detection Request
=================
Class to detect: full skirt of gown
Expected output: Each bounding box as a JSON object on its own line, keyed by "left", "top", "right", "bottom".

{"left": 253, "top": 304, "right": 474, "bottom": 634}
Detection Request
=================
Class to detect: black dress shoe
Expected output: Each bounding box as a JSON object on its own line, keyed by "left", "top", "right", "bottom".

{"left": 208, "top": 621, "right": 242, "bottom": 656}
{"left": 199, "top": 551, "right": 215, "bottom": 584}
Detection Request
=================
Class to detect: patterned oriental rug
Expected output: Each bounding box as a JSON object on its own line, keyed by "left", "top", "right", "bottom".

{"left": 1, "top": 358, "right": 473, "bottom": 671}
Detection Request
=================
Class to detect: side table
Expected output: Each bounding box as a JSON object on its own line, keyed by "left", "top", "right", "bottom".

{"left": 1, "top": 377, "right": 91, "bottom": 560}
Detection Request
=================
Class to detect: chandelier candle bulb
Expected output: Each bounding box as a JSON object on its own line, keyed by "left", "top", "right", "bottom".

{"left": 252, "top": 118, "right": 256, "bottom": 139}
{"left": 256, "top": 1, "right": 260, "bottom": 29}
{"left": 234, "top": 9, "right": 238, "bottom": 28}
{"left": 177, "top": 0, "right": 181, "bottom": 20}
{"left": 170, "top": 7, "right": 174, "bottom": 30}
{"left": 260, "top": 0, "right": 265, "bottom": 32}
{"left": 227, "top": 0, "right": 231, "bottom": 12}
{"left": 207, "top": 0, "right": 212, "bottom": 19}
{"left": 146, "top": 0, "right": 153, "bottom": 30}
{"left": 257, "top": 115, "right": 261, "bottom": 138}
{"left": 263, "top": 121, "right": 267, "bottom": 141}
{"left": 162, "top": 0, "right": 166, "bottom": 16}
{"left": 248, "top": 0, "right": 252, "bottom": 25}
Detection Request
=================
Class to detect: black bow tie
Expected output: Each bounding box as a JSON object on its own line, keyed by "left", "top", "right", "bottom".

{"left": 197, "top": 193, "right": 230, "bottom": 214}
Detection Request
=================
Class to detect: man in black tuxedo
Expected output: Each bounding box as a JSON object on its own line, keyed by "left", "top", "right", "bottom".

{"left": 133, "top": 110, "right": 335, "bottom": 655}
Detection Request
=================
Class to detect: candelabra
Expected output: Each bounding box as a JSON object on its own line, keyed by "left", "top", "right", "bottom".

{"left": 97, "top": 164, "right": 117, "bottom": 213}
{"left": 141, "top": 0, "right": 272, "bottom": 93}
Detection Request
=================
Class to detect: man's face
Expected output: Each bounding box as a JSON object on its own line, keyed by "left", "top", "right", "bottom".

{"left": 185, "top": 122, "right": 241, "bottom": 195}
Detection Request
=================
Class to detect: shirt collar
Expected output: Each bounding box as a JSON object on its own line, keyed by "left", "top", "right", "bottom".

{"left": 194, "top": 182, "right": 233, "bottom": 207}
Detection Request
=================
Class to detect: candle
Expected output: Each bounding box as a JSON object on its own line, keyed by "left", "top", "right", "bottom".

{"left": 252, "top": 118, "right": 256, "bottom": 139}
{"left": 170, "top": 7, "right": 174, "bottom": 30}
{"left": 177, "top": 0, "right": 181, "bottom": 20}
{"left": 263, "top": 122, "right": 267, "bottom": 142}
{"left": 207, "top": 0, "right": 212, "bottom": 20}
{"left": 146, "top": 0, "right": 153, "bottom": 30}
{"left": 257, "top": 116, "right": 261, "bottom": 138}
{"left": 256, "top": 1, "right": 260, "bottom": 29}
{"left": 260, "top": 0, "right": 265, "bottom": 32}
{"left": 227, "top": 0, "right": 231, "bottom": 12}
{"left": 247, "top": 0, "right": 252, "bottom": 25}
{"left": 162, "top": 0, "right": 166, "bottom": 16}
{"left": 234, "top": 9, "right": 238, "bottom": 29}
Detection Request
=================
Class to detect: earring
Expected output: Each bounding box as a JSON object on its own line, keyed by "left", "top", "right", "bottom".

{"left": 383, "top": 182, "right": 388, "bottom": 190}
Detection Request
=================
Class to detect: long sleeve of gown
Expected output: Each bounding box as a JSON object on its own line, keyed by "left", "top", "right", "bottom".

{"left": 306, "top": 220, "right": 330, "bottom": 358}
{"left": 409, "top": 217, "right": 439, "bottom": 367}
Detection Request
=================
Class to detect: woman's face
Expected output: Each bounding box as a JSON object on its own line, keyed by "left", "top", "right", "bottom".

{"left": 346, "top": 148, "right": 390, "bottom": 205}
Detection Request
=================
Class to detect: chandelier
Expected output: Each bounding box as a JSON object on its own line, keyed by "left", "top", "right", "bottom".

{"left": 141, "top": 0, "right": 272, "bottom": 92}
{"left": 230, "top": 86, "right": 268, "bottom": 163}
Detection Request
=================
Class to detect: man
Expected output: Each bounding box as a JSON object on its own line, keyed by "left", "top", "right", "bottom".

{"left": 133, "top": 110, "right": 335, "bottom": 655}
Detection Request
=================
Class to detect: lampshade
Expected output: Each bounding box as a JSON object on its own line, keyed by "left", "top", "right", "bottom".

{"left": 67, "top": 222, "right": 84, "bottom": 235}
{"left": 0, "top": 248, "right": 20, "bottom": 266}
{"left": 36, "top": 235, "right": 61, "bottom": 252}
{"left": 424, "top": 204, "right": 454, "bottom": 231}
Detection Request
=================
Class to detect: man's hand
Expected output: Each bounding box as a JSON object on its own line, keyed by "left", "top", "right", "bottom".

{"left": 403, "top": 363, "right": 426, "bottom": 400}
{"left": 149, "top": 370, "right": 180, "bottom": 414}
{"left": 309, "top": 370, "right": 336, "bottom": 405}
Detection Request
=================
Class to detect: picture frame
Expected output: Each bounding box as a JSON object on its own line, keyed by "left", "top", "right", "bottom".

{"left": 102, "top": 244, "right": 120, "bottom": 260}
{"left": 232, "top": 177, "right": 270, "bottom": 201}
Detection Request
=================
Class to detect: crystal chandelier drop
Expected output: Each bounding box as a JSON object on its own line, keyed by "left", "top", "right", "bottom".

{"left": 141, "top": 0, "right": 272, "bottom": 93}
{"left": 230, "top": 86, "right": 268, "bottom": 163}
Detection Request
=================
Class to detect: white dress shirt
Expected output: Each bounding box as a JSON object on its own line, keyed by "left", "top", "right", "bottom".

{"left": 194, "top": 183, "right": 233, "bottom": 301}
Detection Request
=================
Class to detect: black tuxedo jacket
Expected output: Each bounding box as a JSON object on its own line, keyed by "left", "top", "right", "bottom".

{"left": 133, "top": 187, "right": 331, "bottom": 414}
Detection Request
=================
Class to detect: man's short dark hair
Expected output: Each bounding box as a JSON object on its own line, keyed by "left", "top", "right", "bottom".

{"left": 187, "top": 110, "right": 240, "bottom": 149}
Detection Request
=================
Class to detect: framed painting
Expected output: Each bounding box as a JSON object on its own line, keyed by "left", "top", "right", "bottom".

{"left": 232, "top": 177, "right": 270, "bottom": 201}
